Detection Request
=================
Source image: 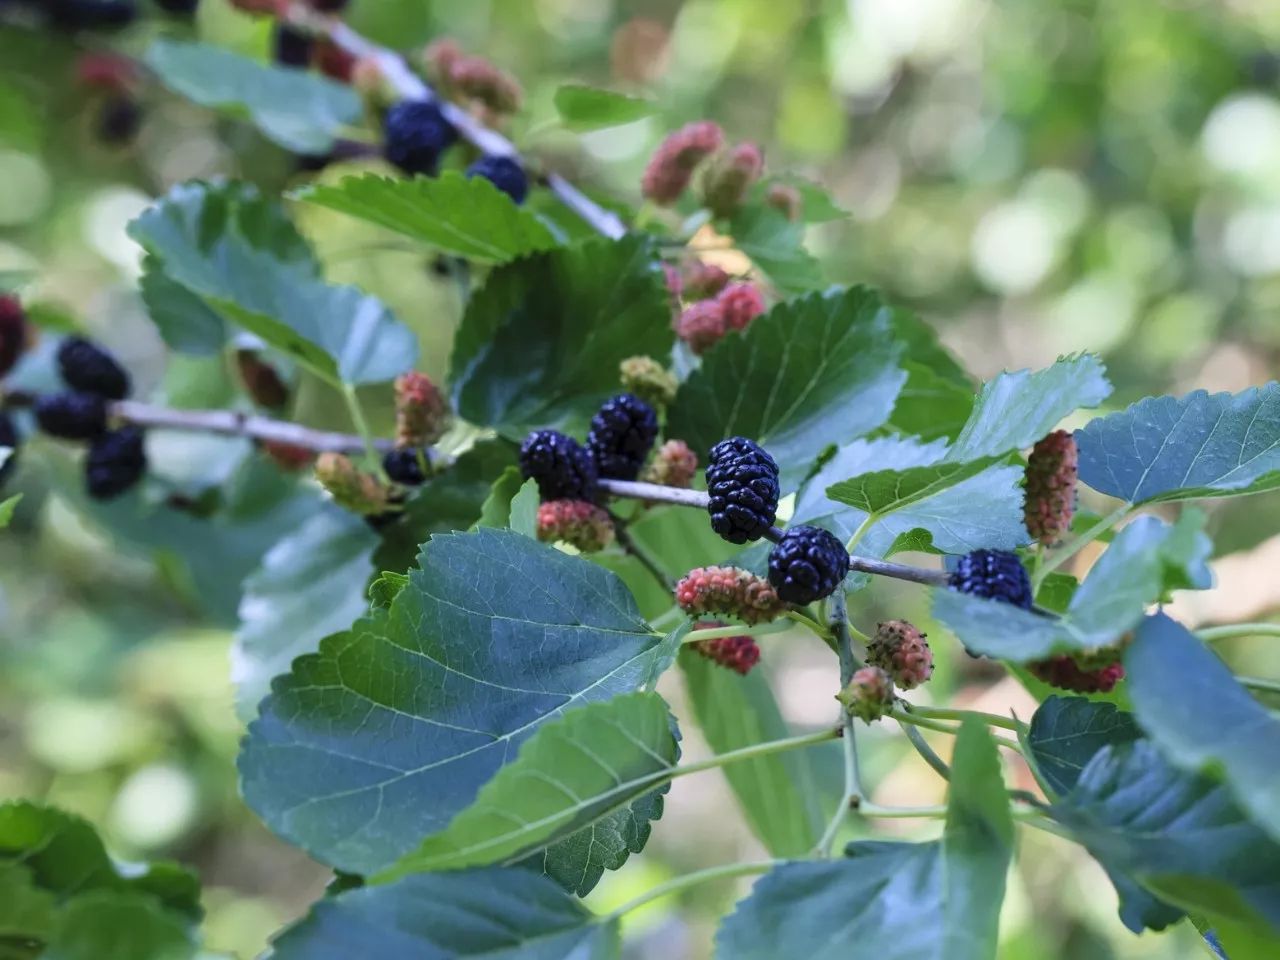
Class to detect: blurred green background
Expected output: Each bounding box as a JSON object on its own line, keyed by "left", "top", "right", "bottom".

{"left": 3, "top": 0, "right": 1279, "bottom": 956}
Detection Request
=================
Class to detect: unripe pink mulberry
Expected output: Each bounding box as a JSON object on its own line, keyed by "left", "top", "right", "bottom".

{"left": 642, "top": 439, "right": 698, "bottom": 488}
{"left": 1028, "top": 656, "right": 1125, "bottom": 694}
{"left": 675, "top": 565, "right": 786, "bottom": 625}
{"left": 536, "top": 499, "right": 615, "bottom": 553}
{"left": 75, "top": 53, "right": 139, "bottom": 93}
{"left": 700, "top": 142, "right": 764, "bottom": 218}
{"left": 395, "top": 372, "right": 451, "bottom": 448}
{"left": 1024, "top": 430, "right": 1078, "bottom": 546}
{"left": 717, "top": 282, "right": 765, "bottom": 332}
{"left": 836, "top": 666, "right": 895, "bottom": 723}
{"left": 315, "top": 453, "right": 396, "bottom": 517}
{"left": 674, "top": 299, "right": 726, "bottom": 354}
{"left": 867, "top": 619, "right": 933, "bottom": 690}
{"left": 681, "top": 261, "right": 731, "bottom": 300}
{"left": 692, "top": 623, "right": 761, "bottom": 675}
{"left": 641, "top": 121, "right": 724, "bottom": 205}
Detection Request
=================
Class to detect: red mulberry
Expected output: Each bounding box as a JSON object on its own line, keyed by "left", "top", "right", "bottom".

{"left": 836, "top": 666, "right": 895, "bottom": 723}
{"left": 536, "top": 500, "right": 614, "bottom": 553}
{"left": 1024, "top": 430, "right": 1078, "bottom": 546}
{"left": 693, "top": 625, "right": 761, "bottom": 675}
{"left": 675, "top": 566, "right": 785, "bottom": 625}
{"left": 641, "top": 121, "right": 724, "bottom": 205}
{"left": 867, "top": 620, "right": 933, "bottom": 690}
{"left": 1028, "top": 656, "right": 1125, "bottom": 694}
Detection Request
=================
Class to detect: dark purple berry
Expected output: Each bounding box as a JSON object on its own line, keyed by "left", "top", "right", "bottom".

{"left": 96, "top": 94, "right": 142, "bottom": 145}
{"left": 0, "top": 296, "right": 28, "bottom": 378}
{"left": 466, "top": 155, "right": 529, "bottom": 204}
{"left": 154, "top": 0, "right": 198, "bottom": 12}
{"left": 705, "top": 437, "right": 779, "bottom": 543}
{"left": 382, "top": 100, "right": 457, "bottom": 176}
{"left": 519, "top": 430, "right": 598, "bottom": 502}
{"left": 86, "top": 426, "right": 146, "bottom": 500}
{"left": 383, "top": 448, "right": 429, "bottom": 486}
{"left": 273, "top": 23, "right": 314, "bottom": 69}
{"left": 35, "top": 392, "right": 109, "bottom": 440}
{"left": 767, "top": 525, "right": 849, "bottom": 605}
{"left": 950, "top": 549, "right": 1033, "bottom": 609}
{"left": 0, "top": 411, "right": 18, "bottom": 488}
{"left": 586, "top": 394, "right": 657, "bottom": 481}
{"left": 57, "top": 337, "right": 131, "bottom": 400}
{"left": 48, "top": 0, "right": 137, "bottom": 30}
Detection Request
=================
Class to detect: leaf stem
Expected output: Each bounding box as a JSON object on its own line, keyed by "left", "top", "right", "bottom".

{"left": 1033, "top": 505, "right": 1130, "bottom": 588}
{"left": 601, "top": 859, "right": 782, "bottom": 922}
{"left": 901, "top": 703, "right": 1026, "bottom": 733}
{"left": 340, "top": 384, "right": 384, "bottom": 477}
{"left": 673, "top": 727, "right": 841, "bottom": 781}
{"left": 898, "top": 721, "right": 950, "bottom": 781}
{"left": 887, "top": 707, "right": 959, "bottom": 736}
{"left": 681, "top": 622, "right": 793, "bottom": 643}
{"left": 609, "top": 512, "right": 674, "bottom": 590}
{"left": 1238, "top": 675, "right": 1280, "bottom": 695}
{"left": 785, "top": 609, "right": 833, "bottom": 642}
{"left": 844, "top": 514, "right": 876, "bottom": 555}
{"left": 1199, "top": 622, "right": 1280, "bottom": 644}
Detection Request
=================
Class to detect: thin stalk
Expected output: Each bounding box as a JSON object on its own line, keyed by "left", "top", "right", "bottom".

{"left": 816, "top": 592, "right": 863, "bottom": 856}
{"left": 899, "top": 721, "right": 950, "bottom": 781}
{"left": 682, "top": 622, "right": 793, "bottom": 643}
{"left": 1239, "top": 676, "right": 1280, "bottom": 695}
{"left": 1199, "top": 623, "right": 1280, "bottom": 644}
{"left": 602, "top": 859, "right": 782, "bottom": 921}
{"left": 674, "top": 727, "right": 840, "bottom": 780}
{"left": 609, "top": 512, "right": 674, "bottom": 590}
{"left": 903, "top": 703, "right": 1026, "bottom": 733}
{"left": 888, "top": 708, "right": 960, "bottom": 736}
{"left": 341, "top": 385, "right": 384, "bottom": 477}
{"left": 1034, "top": 505, "right": 1130, "bottom": 587}
{"left": 785, "top": 609, "right": 834, "bottom": 641}
{"left": 844, "top": 514, "right": 876, "bottom": 555}
{"left": 859, "top": 803, "right": 946, "bottom": 819}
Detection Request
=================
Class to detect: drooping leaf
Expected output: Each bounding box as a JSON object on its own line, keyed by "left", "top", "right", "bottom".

{"left": 553, "top": 85, "right": 656, "bottom": 131}
{"left": 297, "top": 173, "right": 559, "bottom": 263}
{"left": 714, "top": 721, "right": 1011, "bottom": 959}
{"left": 1125, "top": 613, "right": 1280, "bottom": 844}
{"left": 475, "top": 467, "right": 527, "bottom": 531}
{"left": 232, "top": 507, "right": 379, "bottom": 720}
{"left": 727, "top": 205, "right": 823, "bottom": 294}
{"left": 948, "top": 355, "right": 1111, "bottom": 461}
{"left": 0, "top": 494, "right": 19, "bottom": 528}
{"left": 129, "top": 181, "right": 417, "bottom": 386}
{"left": 1076, "top": 385, "right": 1280, "bottom": 504}
{"left": 239, "top": 529, "right": 664, "bottom": 875}
{"left": 668, "top": 287, "right": 905, "bottom": 487}
{"left": 680, "top": 648, "right": 824, "bottom": 857}
{"left": 266, "top": 869, "right": 618, "bottom": 959}
{"left": 933, "top": 513, "right": 1211, "bottom": 660}
{"left": 1052, "top": 739, "right": 1280, "bottom": 936}
{"left": 146, "top": 40, "right": 362, "bottom": 154}
{"left": 139, "top": 257, "right": 228, "bottom": 355}
{"left": 43, "top": 892, "right": 196, "bottom": 960}
{"left": 1025, "top": 696, "right": 1141, "bottom": 797}
{"left": 450, "top": 236, "right": 671, "bottom": 436}
{"left": 379, "top": 693, "right": 677, "bottom": 880}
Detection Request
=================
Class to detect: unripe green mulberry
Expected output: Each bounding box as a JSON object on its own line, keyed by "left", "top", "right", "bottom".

{"left": 315, "top": 453, "right": 397, "bottom": 517}
{"left": 620, "top": 356, "right": 677, "bottom": 409}
{"left": 641, "top": 440, "right": 698, "bottom": 489}
{"left": 836, "top": 666, "right": 895, "bottom": 724}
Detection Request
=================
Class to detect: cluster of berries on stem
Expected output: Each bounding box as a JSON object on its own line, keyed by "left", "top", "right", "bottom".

{"left": 691, "top": 623, "right": 762, "bottom": 675}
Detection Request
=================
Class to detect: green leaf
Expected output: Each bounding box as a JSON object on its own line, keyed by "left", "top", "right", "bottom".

{"left": 145, "top": 40, "right": 362, "bottom": 154}
{"left": 1052, "top": 739, "right": 1280, "bottom": 936}
{"left": 933, "top": 513, "right": 1210, "bottom": 660}
{"left": 668, "top": 287, "right": 905, "bottom": 488}
{"left": 553, "top": 84, "right": 656, "bottom": 131}
{"left": 1125, "top": 613, "right": 1280, "bottom": 844}
{"left": 751, "top": 176, "right": 848, "bottom": 223}
{"left": 728, "top": 205, "right": 823, "bottom": 294}
{"left": 379, "top": 693, "right": 677, "bottom": 880}
{"left": 239, "top": 529, "right": 665, "bottom": 875}
{"left": 450, "top": 236, "right": 672, "bottom": 436}
{"left": 0, "top": 494, "right": 19, "bottom": 529}
{"left": 475, "top": 467, "right": 526, "bottom": 530}
{"left": 942, "top": 719, "right": 1014, "bottom": 960}
{"left": 129, "top": 181, "right": 417, "bottom": 386}
{"left": 1077, "top": 384, "right": 1280, "bottom": 504}
{"left": 826, "top": 455, "right": 1005, "bottom": 521}
{"left": 297, "top": 173, "right": 559, "bottom": 263}
{"left": 232, "top": 507, "right": 379, "bottom": 719}
{"left": 715, "top": 722, "right": 1011, "bottom": 959}
{"left": 798, "top": 436, "right": 1025, "bottom": 556}
{"left": 948, "top": 355, "right": 1111, "bottom": 461}
{"left": 266, "top": 869, "right": 618, "bottom": 959}
{"left": 510, "top": 479, "right": 540, "bottom": 538}
{"left": 680, "top": 649, "right": 823, "bottom": 857}
{"left": 1026, "top": 696, "right": 1141, "bottom": 797}
{"left": 138, "top": 257, "right": 227, "bottom": 356}
{"left": 886, "top": 361, "right": 976, "bottom": 443}
{"left": 44, "top": 892, "right": 195, "bottom": 960}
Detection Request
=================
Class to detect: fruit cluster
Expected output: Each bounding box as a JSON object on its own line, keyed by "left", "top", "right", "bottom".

{"left": 675, "top": 566, "right": 785, "bottom": 625}
{"left": 691, "top": 624, "right": 762, "bottom": 675}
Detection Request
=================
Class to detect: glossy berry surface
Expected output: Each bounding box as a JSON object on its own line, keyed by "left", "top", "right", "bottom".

{"left": 86, "top": 427, "right": 146, "bottom": 500}
{"left": 57, "top": 337, "right": 131, "bottom": 400}
{"left": 586, "top": 394, "right": 658, "bottom": 482}
{"left": 705, "top": 437, "right": 779, "bottom": 543}
{"left": 383, "top": 448, "right": 430, "bottom": 486}
{"left": 519, "top": 429, "right": 598, "bottom": 502}
{"left": 950, "top": 549, "right": 1033, "bottom": 609}
{"left": 35, "top": 392, "right": 109, "bottom": 440}
{"left": 383, "top": 100, "right": 457, "bottom": 176}
{"left": 467, "top": 156, "right": 529, "bottom": 204}
{"left": 767, "top": 525, "right": 850, "bottom": 605}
